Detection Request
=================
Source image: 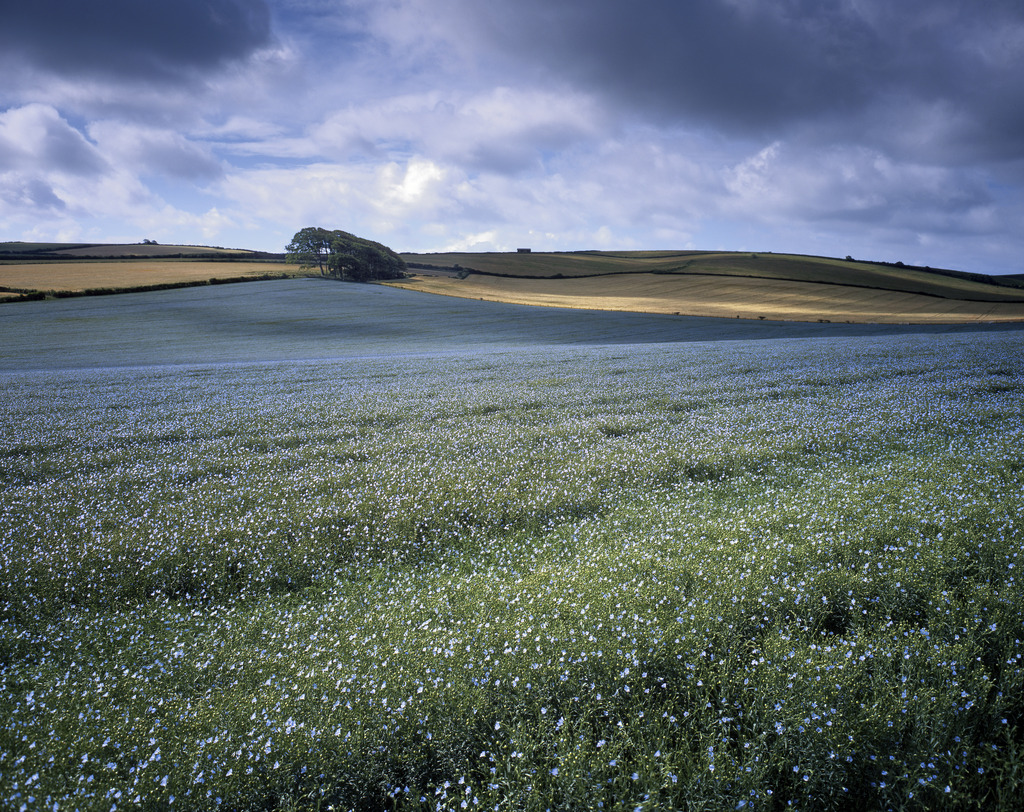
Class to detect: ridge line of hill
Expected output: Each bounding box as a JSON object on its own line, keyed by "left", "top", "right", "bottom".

{"left": 405, "top": 249, "right": 1024, "bottom": 290}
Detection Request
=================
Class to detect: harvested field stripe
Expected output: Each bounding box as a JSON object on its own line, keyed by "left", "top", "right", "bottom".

{"left": 0, "top": 260, "right": 299, "bottom": 294}
{"left": 387, "top": 272, "right": 1024, "bottom": 324}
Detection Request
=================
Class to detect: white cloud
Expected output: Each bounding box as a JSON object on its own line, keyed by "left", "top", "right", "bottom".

{"left": 379, "top": 158, "right": 446, "bottom": 206}
{"left": 200, "top": 115, "right": 288, "bottom": 141}
{"left": 0, "top": 104, "right": 218, "bottom": 244}
{"left": 0, "top": 104, "right": 107, "bottom": 174}
{"left": 310, "top": 87, "right": 605, "bottom": 172}
{"left": 88, "top": 122, "right": 223, "bottom": 180}
{"left": 206, "top": 120, "right": 716, "bottom": 254}
{"left": 437, "top": 230, "right": 499, "bottom": 252}
{"left": 721, "top": 140, "right": 996, "bottom": 233}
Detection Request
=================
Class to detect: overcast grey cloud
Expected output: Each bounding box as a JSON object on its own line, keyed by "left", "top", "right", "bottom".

{"left": 0, "top": 0, "right": 273, "bottom": 82}
{"left": 1, "top": 0, "right": 1022, "bottom": 273}
{"left": 438, "top": 0, "right": 1024, "bottom": 161}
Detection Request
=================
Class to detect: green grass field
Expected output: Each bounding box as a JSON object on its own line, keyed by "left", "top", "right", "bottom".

{"left": 2, "top": 283, "right": 1023, "bottom": 809}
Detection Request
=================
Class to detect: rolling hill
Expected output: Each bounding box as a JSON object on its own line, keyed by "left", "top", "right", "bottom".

{"left": 0, "top": 241, "right": 294, "bottom": 299}
{"left": 0, "top": 241, "right": 284, "bottom": 259}
{"left": 3, "top": 242, "right": 1023, "bottom": 323}
{"left": 395, "top": 250, "right": 1024, "bottom": 324}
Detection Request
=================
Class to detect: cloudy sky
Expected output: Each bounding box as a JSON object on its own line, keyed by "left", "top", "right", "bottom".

{"left": 1, "top": 0, "right": 1023, "bottom": 273}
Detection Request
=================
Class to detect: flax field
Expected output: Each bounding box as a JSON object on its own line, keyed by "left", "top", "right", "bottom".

{"left": 2, "top": 330, "right": 1023, "bottom": 810}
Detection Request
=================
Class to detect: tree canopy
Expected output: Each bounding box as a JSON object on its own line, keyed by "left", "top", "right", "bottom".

{"left": 286, "top": 227, "right": 406, "bottom": 282}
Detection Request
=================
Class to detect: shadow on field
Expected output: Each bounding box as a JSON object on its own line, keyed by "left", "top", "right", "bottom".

{"left": 2, "top": 278, "right": 1023, "bottom": 370}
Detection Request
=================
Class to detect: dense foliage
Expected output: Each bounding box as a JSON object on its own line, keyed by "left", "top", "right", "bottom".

{"left": 286, "top": 227, "right": 406, "bottom": 282}
{"left": 1, "top": 332, "right": 1023, "bottom": 810}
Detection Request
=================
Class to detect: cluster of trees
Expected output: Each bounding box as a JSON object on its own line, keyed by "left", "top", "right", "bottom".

{"left": 285, "top": 227, "right": 406, "bottom": 282}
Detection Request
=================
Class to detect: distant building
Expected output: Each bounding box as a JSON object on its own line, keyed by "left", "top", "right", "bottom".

{"left": 517, "top": 248, "right": 531, "bottom": 253}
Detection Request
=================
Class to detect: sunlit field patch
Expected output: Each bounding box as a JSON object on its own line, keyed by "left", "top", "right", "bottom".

{"left": 0, "top": 260, "right": 297, "bottom": 295}
{"left": 1, "top": 332, "right": 1023, "bottom": 810}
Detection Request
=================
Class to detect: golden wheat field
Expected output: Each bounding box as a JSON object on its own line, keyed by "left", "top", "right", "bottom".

{"left": 0, "top": 261, "right": 297, "bottom": 293}
{"left": 387, "top": 271, "right": 1024, "bottom": 324}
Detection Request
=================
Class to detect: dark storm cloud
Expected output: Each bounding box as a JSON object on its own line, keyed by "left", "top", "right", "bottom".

{"left": 0, "top": 0, "right": 273, "bottom": 83}
{"left": 466, "top": 0, "right": 1024, "bottom": 160}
